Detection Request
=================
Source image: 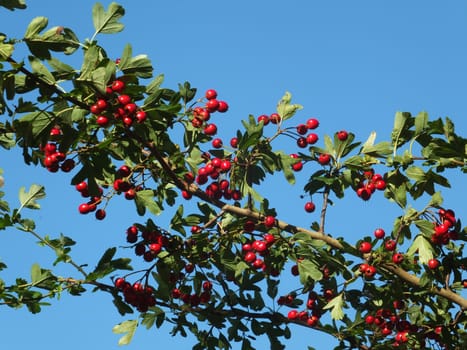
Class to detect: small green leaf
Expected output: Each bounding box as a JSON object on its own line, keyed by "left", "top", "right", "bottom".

{"left": 406, "top": 235, "right": 434, "bottom": 264}
{"left": 405, "top": 166, "right": 426, "bottom": 181}
{"left": 29, "top": 56, "right": 56, "bottom": 85}
{"left": 112, "top": 319, "right": 138, "bottom": 346}
{"left": 323, "top": 293, "right": 345, "bottom": 320}
{"left": 30, "top": 263, "right": 41, "bottom": 284}
{"left": 298, "top": 259, "right": 323, "bottom": 285}
{"left": 24, "top": 16, "right": 48, "bottom": 39}
{"left": 0, "top": 0, "right": 26, "bottom": 11}
{"left": 414, "top": 111, "right": 428, "bottom": 136}
{"left": 134, "top": 190, "right": 161, "bottom": 216}
{"left": 276, "top": 91, "right": 303, "bottom": 121}
{"left": 92, "top": 2, "right": 125, "bottom": 36}
{"left": 429, "top": 192, "right": 443, "bottom": 207}
{"left": 19, "top": 184, "right": 45, "bottom": 210}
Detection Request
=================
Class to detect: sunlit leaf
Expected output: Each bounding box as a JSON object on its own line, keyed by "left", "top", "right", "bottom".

{"left": 112, "top": 319, "right": 138, "bottom": 346}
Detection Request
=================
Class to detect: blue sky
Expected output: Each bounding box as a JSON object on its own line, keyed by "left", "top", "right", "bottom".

{"left": 1, "top": 1, "right": 467, "bottom": 349}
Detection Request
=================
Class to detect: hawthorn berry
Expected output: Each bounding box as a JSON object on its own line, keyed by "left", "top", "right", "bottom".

{"left": 304, "top": 201, "right": 316, "bottom": 213}
{"left": 212, "top": 138, "right": 223, "bottom": 148}
{"left": 269, "top": 113, "right": 281, "bottom": 124}
{"left": 205, "top": 89, "right": 217, "bottom": 100}
{"left": 306, "top": 133, "right": 319, "bottom": 145}
{"left": 111, "top": 80, "right": 125, "bottom": 93}
{"left": 263, "top": 215, "right": 276, "bottom": 228}
{"left": 217, "top": 101, "right": 228, "bottom": 112}
{"left": 318, "top": 154, "right": 331, "bottom": 165}
{"left": 306, "top": 118, "right": 319, "bottom": 129}
{"left": 359, "top": 241, "right": 372, "bottom": 254}
{"left": 336, "top": 130, "right": 348, "bottom": 141}
{"left": 427, "top": 258, "right": 440, "bottom": 270}
{"left": 296, "top": 124, "right": 308, "bottom": 135}
{"left": 374, "top": 228, "right": 385, "bottom": 239}
{"left": 257, "top": 114, "right": 270, "bottom": 125}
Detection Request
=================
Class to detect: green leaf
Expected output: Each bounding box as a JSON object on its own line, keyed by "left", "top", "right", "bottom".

{"left": 19, "top": 184, "right": 45, "bottom": 210}
{"left": 92, "top": 2, "right": 125, "bottom": 36}
{"left": 0, "top": 42, "right": 14, "bottom": 60}
{"left": 134, "top": 190, "right": 161, "bottom": 216}
{"left": 405, "top": 166, "right": 426, "bottom": 181}
{"left": 112, "top": 319, "right": 138, "bottom": 346}
{"left": 0, "top": 0, "right": 26, "bottom": 11}
{"left": 323, "top": 293, "right": 345, "bottom": 320}
{"left": 429, "top": 192, "right": 443, "bottom": 207}
{"left": 414, "top": 111, "right": 428, "bottom": 136}
{"left": 406, "top": 235, "right": 434, "bottom": 264}
{"left": 30, "top": 263, "right": 41, "bottom": 284}
{"left": 298, "top": 259, "right": 323, "bottom": 286}
{"left": 118, "top": 44, "right": 153, "bottom": 78}
{"left": 276, "top": 91, "right": 303, "bottom": 121}
{"left": 29, "top": 56, "right": 56, "bottom": 85}
{"left": 24, "top": 17, "right": 48, "bottom": 39}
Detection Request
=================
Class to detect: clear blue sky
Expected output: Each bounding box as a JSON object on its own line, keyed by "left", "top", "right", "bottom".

{"left": 1, "top": 1, "right": 466, "bottom": 349}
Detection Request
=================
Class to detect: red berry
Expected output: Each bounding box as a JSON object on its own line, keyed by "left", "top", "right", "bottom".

{"left": 257, "top": 114, "right": 269, "bottom": 125}
{"left": 392, "top": 253, "right": 404, "bottom": 264}
{"left": 95, "top": 209, "right": 106, "bottom": 220}
{"left": 204, "top": 123, "right": 217, "bottom": 136}
{"left": 374, "top": 228, "right": 386, "bottom": 239}
{"left": 135, "top": 110, "right": 147, "bottom": 123}
{"left": 318, "top": 154, "right": 331, "bottom": 165}
{"left": 296, "top": 124, "right": 308, "bottom": 135}
{"left": 374, "top": 179, "right": 386, "bottom": 190}
{"left": 96, "top": 99, "right": 108, "bottom": 110}
{"left": 359, "top": 241, "right": 372, "bottom": 254}
{"left": 269, "top": 113, "right": 281, "bottom": 124}
{"left": 427, "top": 258, "right": 440, "bottom": 270}
{"left": 306, "top": 133, "right": 319, "bottom": 145}
{"left": 287, "top": 310, "right": 299, "bottom": 320}
{"left": 206, "top": 99, "right": 219, "bottom": 112}
{"left": 337, "top": 130, "right": 348, "bottom": 141}
{"left": 205, "top": 89, "right": 217, "bottom": 100}
{"left": 356, "top": 187, "right": 372, "bottom": 201}
{"left": 263, "top": 215, "right": 276, "bottom": 228}
{"left": 244, "top": 251, "right": 256, "bottom": 263}
{"left": 78, "top": 203, "right": 90, "bottom": 214}
{"left": 111, "top": 80, "right": 125, "bottom": 93}
{"left": 230, "top": 137, "right": 239, "bottom": 148}
{"left": 220, "top": 160, "right": 231, "bottom": 172}
{"left": 306, "top": 118, "right": 319, "bottom": 129}
{"left": 296, "top": 137, "right": 308, "bottom": 148}
{"left": 385, "top": 239, "right": 397, "bottom": 251}
{"left": 90, "top": 104, "right": 101, "bottom": 115}
{"left": 217, "top": 101, "right": 228, "bottom": 113}
{"left": 292, "top": 161, "right": 303, "bottom": 171}
{"left": 96, "top": 115, "right": 110, "bottom": 127}
{"left": 117, "top": 94, "right": 131, "bottom": 105}
{"left": 304, "top": 201, "right": 316, "bottom": 213}
{"left": 212, "top": 138, "right": 223, "bottom": 149}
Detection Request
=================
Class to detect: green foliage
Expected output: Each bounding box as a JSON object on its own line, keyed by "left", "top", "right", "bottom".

{"left": 0, "top": 2, "right": 466, "bottom": 350}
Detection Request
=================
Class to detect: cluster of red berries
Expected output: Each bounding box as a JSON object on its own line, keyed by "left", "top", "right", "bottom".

{"left": 364, "top": 307, "right": 444, "bottom": 347}
{"left": 75, "top": 163, "right": 141, "bottom": 219}
{"left": 182, "top": 158, "right": 241, "bottom": 201}
{"left": 126, "top": 224, "right": 169, "bottom": 263}
{"left": 190, "top": 89, "right": 228, "bottom": 130}
{"left": 114, "top": 277, "right": 156, "bottom": 312}
{"left": 242, "top": 226, "right": 277, "bottom": 272}
{"left": 75, "top": 180, "right": 106, "bottom": 219}
{"left": 171, "top": 280, "right": 213, "bottom": 307}
{"left": 285, "top": 291, "right": 323, "bottom": 327}
{"left": 431, "top": 208, "right": 458, "bottom": 245}
{"left": 41, "top": 139, "right": 76, "bottom": 173}
{"left": 90, "top": 79, "right": 147, "bottom": 128}
{"left": 355, "top": 169, "right": 387, "bottom": 201}
{"left": 112, "top": 164, "right": 142, "bottom": 200}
